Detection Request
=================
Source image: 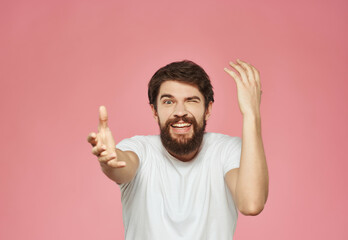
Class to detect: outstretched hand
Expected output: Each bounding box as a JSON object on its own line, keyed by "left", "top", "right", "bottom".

{"left": 224, "top": 59, "right": 262, "bottom": 117}
{"left": 87, "top": 106, "right": 126, "bottom": 168}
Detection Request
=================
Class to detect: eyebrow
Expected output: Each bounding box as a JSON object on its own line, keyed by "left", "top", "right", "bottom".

{"left": 159, "top": 94, "right": 201, "bottom": 101}
{"left": 186, "top": 96, "right": 201, "bottom": 101}
{"left": 160, "top": 94, "right": 174, "bottom": 99}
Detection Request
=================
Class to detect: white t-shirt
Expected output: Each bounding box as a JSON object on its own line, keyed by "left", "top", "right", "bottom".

{"left": 116, "top": 132, "right": 242, "bottom": 240}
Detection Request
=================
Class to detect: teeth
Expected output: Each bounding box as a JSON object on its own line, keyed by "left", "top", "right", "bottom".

{"left": 172, "top": 123, "right": 191, "bottom": 128}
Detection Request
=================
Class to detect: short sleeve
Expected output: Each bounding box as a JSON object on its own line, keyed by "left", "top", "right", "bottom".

{"left": 221, "top": 136, "right": 242, "bottom": 176}
{"left": 116, "top": 136, "right": 147, "bottom": 165}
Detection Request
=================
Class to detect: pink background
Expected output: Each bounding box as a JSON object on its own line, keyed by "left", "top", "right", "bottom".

{"left": 1, "top": 0, "right": 347, "bottom": 239}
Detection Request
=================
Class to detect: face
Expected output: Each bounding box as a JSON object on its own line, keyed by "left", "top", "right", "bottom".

{"left": 151, "top": 80, "right": 212, "bottom": 158}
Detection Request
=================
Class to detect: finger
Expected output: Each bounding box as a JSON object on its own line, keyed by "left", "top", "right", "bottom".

{"left": 98, "top": 105, "right": 108, "bottom": 131}
{"left": 236, "top": 59, "right": 255, "bottom": 84}
{"left": 87, "top": 132, "right": 98, "bottom": 146}
{"left": 229, "top": 61, "right": 248, "bottom": 83}
{"left": 107, "top": 160, "right": 126, "bottom": 168}
{"left": 98, "top": 152, "right": 117, "bottom": 163}
{"left": 224, "top": 67, "right": 242, "bottom": 86}
{"left": 92, "top": 144, "right": 107, "bottom": 156}
{"left": 99, "top": 150, "right": 108, "bottom": 156}
{"left": 250, "top": 65, "right": 261, "bottom": 89}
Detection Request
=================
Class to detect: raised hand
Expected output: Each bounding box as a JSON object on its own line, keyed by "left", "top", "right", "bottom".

{"left": 87, "top": 106, "right": 126, "bottom": 168}
{"left": 224, "top": 59, "right": 262, "bottom": 117}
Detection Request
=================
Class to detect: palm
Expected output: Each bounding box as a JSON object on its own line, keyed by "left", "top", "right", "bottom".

{"left": 224, "top": 59, "right": 262, "bottom": 117}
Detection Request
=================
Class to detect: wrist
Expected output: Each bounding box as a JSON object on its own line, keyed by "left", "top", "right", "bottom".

{"left": 242, "top": 113, "right": 262, "bottom": 136}
{"left": 242, "top": 112, "right": 261, "bottom": 121}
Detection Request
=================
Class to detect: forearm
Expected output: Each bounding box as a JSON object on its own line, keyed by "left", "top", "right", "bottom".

{"left": 236, "top": 113, "right": 269, "bottom": 214}
{"left": 100, "top": 149, "right": 139, "bottom": 184}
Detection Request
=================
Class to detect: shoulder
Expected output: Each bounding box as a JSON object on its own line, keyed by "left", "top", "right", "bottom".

{"left": 116, "top": 135, "right": 161, "bottom": 153}
{"left": 204, "top": 133, "right": 242, "bottom": 174}
{"left": 204, "top": 132, "right": 241, "bottom": 146}
{"left": 118, "top": 135, "right": 160, "bottom": 145}
{"left": 116, "top": 135, "right": 161, "bottom": 166}
{"left": 203, "top": 133, "right": 242, "bottom": 159}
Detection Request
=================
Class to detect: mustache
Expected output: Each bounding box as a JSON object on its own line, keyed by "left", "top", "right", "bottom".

{"left": 165, "top": 115, "right": 195, "bottom": 126}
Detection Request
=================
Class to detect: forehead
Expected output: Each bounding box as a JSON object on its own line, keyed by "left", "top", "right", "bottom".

{"left": 157, "top": 80, "right": 203, "bottom": 99}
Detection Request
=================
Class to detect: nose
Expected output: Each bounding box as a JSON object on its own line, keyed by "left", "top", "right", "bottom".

{"left": 173, "top": 102, "right": 188, "bottom": 118}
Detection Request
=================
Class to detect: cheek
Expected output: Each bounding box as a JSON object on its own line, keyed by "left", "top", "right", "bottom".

{"left": 157, "top": 105, "right": 174, "bottom": 118}
{"left": 190, "top": 107, "right": 206, "bottom": 120}
{"left": 156, "top": 111, "right": 170, "bottom": 126}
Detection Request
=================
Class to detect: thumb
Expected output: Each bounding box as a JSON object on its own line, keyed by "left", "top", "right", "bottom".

{"left": 98, "top": 105, "right": 108, "bottom": 130}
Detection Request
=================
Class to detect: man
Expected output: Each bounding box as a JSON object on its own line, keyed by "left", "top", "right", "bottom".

{"left": 87, "top": 59, "right": 269, "bottom": 239}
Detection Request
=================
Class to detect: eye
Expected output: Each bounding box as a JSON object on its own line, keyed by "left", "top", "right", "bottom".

{"left": 163, "top": 100, "right": 173, "bottom": 104}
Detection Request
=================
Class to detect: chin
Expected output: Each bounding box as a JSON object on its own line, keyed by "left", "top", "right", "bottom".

{"left": 170, "top": 132, "right": 194, "bottom": 142}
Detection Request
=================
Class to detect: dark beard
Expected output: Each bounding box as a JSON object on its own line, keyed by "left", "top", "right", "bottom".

{"left": 159, "top": 115, "right": 206, "bottom": 157}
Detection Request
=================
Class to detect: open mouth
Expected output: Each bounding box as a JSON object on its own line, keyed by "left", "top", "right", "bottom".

{"left": 170, "top": 121, "right": 192, "bottom": 134}
{"left": 171, "top": 122, "right": 192, "bottom": 128}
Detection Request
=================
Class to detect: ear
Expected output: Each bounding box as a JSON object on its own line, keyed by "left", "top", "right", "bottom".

{"left": 150, "top": 104, "right": 159, "bottom": 122}
{"left": 205, "top": 101, "right": 213, "bottom": 121}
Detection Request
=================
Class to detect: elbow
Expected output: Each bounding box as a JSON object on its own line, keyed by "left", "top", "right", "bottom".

{"left": 239, "top": 203, "right": 265, "bottom": 216}
{"left": 237, "top": 190, "right": 269, "bottom": 216}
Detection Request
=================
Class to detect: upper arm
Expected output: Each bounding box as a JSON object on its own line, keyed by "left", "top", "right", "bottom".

{"left": 114, "top": 149, "right": 140, "bottom": 184}
{"left": 123, "top": 150, "right": 140, "bottom": 172}
{"left": 225, "top": 168, "right": 240, "bottom": 206}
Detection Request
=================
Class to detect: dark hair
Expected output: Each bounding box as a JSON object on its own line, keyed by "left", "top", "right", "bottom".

{"left": 148, "top": 60, "right": 214, "bottom": 111}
